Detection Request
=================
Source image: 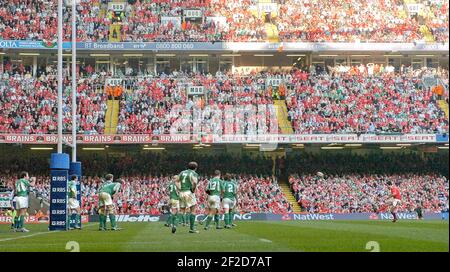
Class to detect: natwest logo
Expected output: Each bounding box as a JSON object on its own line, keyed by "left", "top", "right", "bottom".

{"left": 379, "top": 212, "right": 418, "bottom": 220}
{"left": 292, "top": 213, "right": 335, "bottom": 220}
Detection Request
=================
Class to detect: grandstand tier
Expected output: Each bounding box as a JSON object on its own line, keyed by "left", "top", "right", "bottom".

{"left": 0, "top": 149, "right": 448, "bottom": 216}
{"left": 0, "top": 0, "right": 449, "bottom": 255}
{"left": 0, "top": 0, "right": 448, "bottom": 43}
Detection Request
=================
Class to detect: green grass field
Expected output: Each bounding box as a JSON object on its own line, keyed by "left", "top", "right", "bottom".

{"left": 0, "top": 220, "right": 448, "bottom": 252}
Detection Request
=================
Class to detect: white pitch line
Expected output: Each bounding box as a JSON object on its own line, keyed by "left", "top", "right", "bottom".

{"left": 0, "top": 223, "right": 97, "bottom": 243}
{"left": 259, "top": 238, "right": 272, "bottom": 243}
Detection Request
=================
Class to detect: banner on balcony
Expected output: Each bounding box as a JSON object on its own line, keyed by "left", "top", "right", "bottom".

{"left": 0, "top": 134, "right": 443, "bottom": 144}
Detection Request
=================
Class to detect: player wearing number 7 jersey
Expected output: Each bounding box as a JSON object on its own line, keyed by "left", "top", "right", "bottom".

{"left": 98, "top": 175, "right": 123, "bottom": 231}
{"left": 222, "top": 173, "right": 238, "bottom": 229}
{"left": 178, "top": 162, "right": 200, "bottom": 233}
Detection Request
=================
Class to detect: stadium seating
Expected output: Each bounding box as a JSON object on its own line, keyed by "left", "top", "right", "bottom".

{"left": 277, "top": 0, "right": 429, "bottom": 42}
{"left": 288, "top": 173, "right": 448, "bottom": 213}
{"left": 1, "top": 65, "right": 448, "bottom": 135}
{"left": 0, "top": 0, "right": 448, "bottom": 42}
{"left": 0, "top": 152, "right": 447, "bottom": 215}
{"left": 1, "top": 171, "right": 447, "bottom": 215}
{"left": 0, "top": 174, "right": 293, "bottom": 215}
{"left": 0, "top": 71, "right": 106, "bottom": 134}
{"left": 285, "top": 65, "right": 449, "bottom": 134}
{"left": 80, "top": 175, "right": 293, "bottom": 215}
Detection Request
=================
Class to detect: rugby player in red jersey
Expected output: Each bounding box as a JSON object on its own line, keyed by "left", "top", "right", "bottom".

{"left": 387, "top": 181, "right": 402, "bottom": 223}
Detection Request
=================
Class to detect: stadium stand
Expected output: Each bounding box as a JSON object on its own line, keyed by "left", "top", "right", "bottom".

{"left": 1, "top": 64, "right": 448, "bottom": 135}
{"left": 288, "top": 173, "right": 448, "bottom": 213}
{"left": 0, "top": 174, "right": 293, "bottom": 215}
{"left": 0, "top": 152, "right": 447, "bottom": 215}
{"left": 0, "top": 0, "right": 448, "bottom": 42}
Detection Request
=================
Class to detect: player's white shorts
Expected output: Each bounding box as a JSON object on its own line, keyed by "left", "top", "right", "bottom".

{"left": 179, "top": 191, "right": 196, "bottom": 208}
{"left": 12, "top": 197, "right": 17, "bottom": 210}
{"left": 222, "top": 198, "right": 236, "bottom": 210}
{"left": 15, "top": 196, "right": 29, "bottom": 209}
{"left": 208, "top": 195, "right": 221, "bottom": 209}
{"left": 99, "top": 192, "right": 113, "bottom": 206}
{"left": 68, "top": 198, "right": 80, "bottom": 209}
{"left": 390, "top": 198, "right": 402, "bottom": 207}
{"left": 170, "top": 199, "right": 180, "bottom": 210}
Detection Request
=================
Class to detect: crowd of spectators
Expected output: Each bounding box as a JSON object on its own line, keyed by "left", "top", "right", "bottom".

{"left": 123, "top": 0, "right": 266, "bottom": 42}
{"left": 1, "top": 0, "right": 448, "bottom": 42}
{"left": 0, "top": 0, "right": 267, "bottom": 42}
{"left": 0, "top": 67, "right": 106, "bottom": 134}
{"left": 0, "top": 152, "right": 447, "bottom": 214}
{"left": 0, "top": 173, "right": 292, "bottom": 215}
{"left": 285, "top": 65, "right": 449, "bottom": 134}
{"left": 117, "top": 70, "right": 278, "bottom": 135}
{"left": 1, "top": 64, "right": 448, "bottom": 135}
{"left": 79, "top": 174, "right": 291, "bottom": 215}
{"left": 419, "top": 0, "right": 449, "bottom": 42}
{"left": 277, "top": 0, "right": 425, "bottom": 42}
{"left": 288, "top": 173, "right": 448, "bottom": 213}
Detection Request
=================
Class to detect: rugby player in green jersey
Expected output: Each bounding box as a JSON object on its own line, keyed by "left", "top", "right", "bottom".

{"left": 166, "top": 175, "right": 181, "bottom": 234}
{"left": 98, "top": 175, "right": 123, "bottom": 231}
{"left": 221, "top": 173, "right": 238, "bottom": 229}
{"left": 230, "top": 177, "right": 239, "bottom": 227}
{"left": 14, "top": 171, "right": 36, "bottom": 232}
{"left": 67, "top": 175, "right": 81, "bottom": 230}
{"left": 203, "top": 170, "right": 223, "bottom": 230}
{"left": 178, "top": 162, "right": 200, "bottom": 233}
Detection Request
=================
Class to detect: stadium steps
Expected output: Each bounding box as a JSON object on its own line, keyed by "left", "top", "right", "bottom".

{"left": 265, "top": 23, "right": 280, "bottom": 43}
{"left": 109, "top": 24, "right": 122, "bottom": 42}
{"left": 98, "top": 5, "right": 106, "bottom": 19}
{"left": 104, "top": 99, "right": 120, "bottom": 134}
{"left": 274, "top": 100, "right": 294, "bottom": 134}
{"left": 278, "top": 182, "right": 302, "bottom": 213}
{"left": 257, "top": 0, "right": 279, "bottom": 42}
{"left": 438, "top": 100, "right": 449, "bottom": 119}
{"left": 403, "top": 0, "right": 436, "bottom": 42}
{"left": 419, "top": 25, "right": 436, "bottom": 43}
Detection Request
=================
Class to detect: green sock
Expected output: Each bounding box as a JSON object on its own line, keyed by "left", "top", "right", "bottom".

{"left": 214, "top": 214, "right": 220, "bottom": 227}
{"left": 205, "top": 215, "right": 213, "bottom": 227}
{"left": 167, "top": 214, "right": 172, "bottom": 225}
{"left": 178, "top": 214, "right": 184, "bottom": 224}
{"left": 76, "top": 215, "right": 81, "bottom": 226}
{"left": 99, "top": 215, "right": 106, "bottom": 229}
{"left": 109, "top": 214, "right": 117, "bottom": 228}
{"left": 172, "top": 213, "right": 178, "bottom": 227}
{"left": 229, "top": 212, "right": 233, "bottom": 225}
{"left": 184, "top": 214, "right": 188, "bottom": 224}
{"left": 19, "top": 215, "right": 25, "bottom": 229}
{"left": 224, "top": 213, "right": 229, "bottom": 226}
{"left": 13, "top": 216, "right": 19, "bottom": 229}
{"left": 189, "top": 214, "right": 196, "bottom": 230}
